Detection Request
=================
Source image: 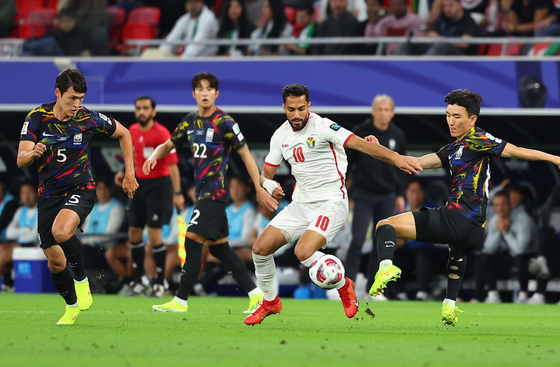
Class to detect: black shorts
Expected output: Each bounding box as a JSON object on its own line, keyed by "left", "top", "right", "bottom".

{"left": 38, "top": 189, "right": 96, "bottom": 249}
{"left": 128, "top": 176, "right": 173, "bottom": 229}
{"left": 186, "top": 200, "right": 228, "bottom": 241}
{"left": 413, "top": 207, "right": 485, "bottom": 258}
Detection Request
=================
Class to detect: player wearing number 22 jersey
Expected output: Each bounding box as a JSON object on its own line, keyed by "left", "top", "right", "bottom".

{"left": 245, "top": 83, "right": 422, "bottom": 326}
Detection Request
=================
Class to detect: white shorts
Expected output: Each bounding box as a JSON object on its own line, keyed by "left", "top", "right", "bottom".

{"left": 268, "top": 199, "right": 349, "bottom": 246}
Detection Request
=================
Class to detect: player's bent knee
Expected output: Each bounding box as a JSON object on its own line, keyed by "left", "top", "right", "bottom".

{"left": 51, "top": 225, "right": 74, "bottom": 244}
{"left": 293, "top": 246, "right": 314, "bottom": 262}
{"left": 48, "top": 261, "right": 66, "bottom": 273}
{"left": 376, "top": 219, "right": 391, "bottom": 229}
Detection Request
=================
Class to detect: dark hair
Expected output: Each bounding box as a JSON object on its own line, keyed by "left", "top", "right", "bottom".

{"left": 493, "top": 189, "right": 510, "bottom": 201}
{"left": 444, "top": 89, "right": 483, "bottom": 117}
{"left": 96, "top": 177, "right": 114, "bottom": 190}
{"left": 55, "top": 68, "right": 87, "bottom": 95}
{"left": 57, "top": 8, "right": 76, "bottom": 19}
{"left": 135, "top": 95, "right": 156, "bottom": 109}
{"left": 268, "top": 0, "right": 288, "bottom": 39}
{"left": 218, "top": 0, "right": 250, "bottom": 37}
{"left": 191, "top": 72, "right": 219, "bottom": 91}
{"left": 295, "top": 3, "right": 315, "bottom": 15}
{"left": 282, "top": 83, "right": 309, "bottom": 103}
{"left": 406, "top": 177, "right": 426, "bottom": 191}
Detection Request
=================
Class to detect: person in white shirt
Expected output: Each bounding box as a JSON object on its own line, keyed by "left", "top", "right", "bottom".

{"left": 244, "top": 83, "right": 422, "bottom": 325}
{"left": 160, "top": 0, "right": 219, "bottom": 58}
{"left": 0, "top": 182, "right": 39, "bottom": 288}
{"left": 249, "top": 0, "right": 293, "bottom": 55}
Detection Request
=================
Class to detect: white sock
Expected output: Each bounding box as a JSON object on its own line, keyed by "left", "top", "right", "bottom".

{"left": 300, "top": 251, "right": 325, "bottom": 268}
{"left": 173, "top": 296, "right": 188, "bottom": 306}
{"left": 253, "top": 253, "right": 277, "bottom": 301}
{"left": 248, "top": 288, "right": 263, "bottom": 297}
{"left": 442, "top": 298, "right": 455, "bottom": 309}
{"left": 488, "top": 290, "right": 499, "bottom": 297}
{"left": 379, "top": 259, "right": 393, "bottom": 270}
{"left": 67, "top": 303, "right": 78, "bottom": 308}
{"left": 74, "top": 277, "right": 88, "bottom": 284}
{"left": 335, "top": 277, "right": 347, "bottom": 290}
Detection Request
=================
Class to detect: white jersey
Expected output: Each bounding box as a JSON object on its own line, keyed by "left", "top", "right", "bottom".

{"left": 265, "top": 112, "right": 354, "bottom": 203}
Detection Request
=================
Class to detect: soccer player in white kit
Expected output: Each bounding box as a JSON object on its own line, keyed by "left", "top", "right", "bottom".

{"left": 245, "top": 84, "right": 422, "bottom": 325}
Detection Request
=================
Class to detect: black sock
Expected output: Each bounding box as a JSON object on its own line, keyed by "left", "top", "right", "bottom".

{"left": 176, "top": 238, "right": 203, "bottom": 300}
{"left": 51, "top": 267, "right": 77, "bottom": 305}
{"left": 199, "top": 261, "right": 228, "bottom": 293}
{"left": 130, "top": 241, "right": 145, "bottom": 283}
{"left": 60, "top": 235, "right": 86, "bottom": 281}
{"left": 3, "top": 270, "right": 14, "bottom": 288}
{"left": 445, "top": 251, "right": 467, "bottom": 301}
{"left": 152, "top": 244, "right": 166, "bottom": 285}
{"left": 210, "top": 242, "right": 256, "bottom": 293}
{"left": 376, "top": 224, "right": 397, "bottom": 262}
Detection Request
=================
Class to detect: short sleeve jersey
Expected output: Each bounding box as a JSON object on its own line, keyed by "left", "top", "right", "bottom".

{"left": 170, "top": 108, "right": 245, "bottom": 202}
{"left": 265, "top": 112, "right": 354, "bottom": 203}
{"left": 130, "top": 121, "right": 178, "bottom": 179}
{"left": 20, "top": 102, "right": 117, "bottom": 198}
{"left": 437, "top": 127, "right": 507, "bottom": 227}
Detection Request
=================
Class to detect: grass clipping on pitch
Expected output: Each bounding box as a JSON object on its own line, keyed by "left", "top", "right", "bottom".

{"left": 1, "top": 293, "right": 559, "bottom": 367}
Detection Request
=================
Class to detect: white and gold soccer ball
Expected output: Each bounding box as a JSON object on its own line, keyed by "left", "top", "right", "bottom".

{"left": 309, "top": 255, "right": 345, "bottom": 290}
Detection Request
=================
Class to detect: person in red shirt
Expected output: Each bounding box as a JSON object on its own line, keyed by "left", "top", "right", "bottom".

{"left": 115, "top": 96, "right": 184, "bottom": 298}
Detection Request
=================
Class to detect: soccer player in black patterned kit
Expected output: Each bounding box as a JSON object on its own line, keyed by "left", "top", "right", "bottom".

{"left": 144, "top": 72, "right": 278, "bottom": 313}
{"left": 369, "top": 89, "right": 560, "bottom": 325}
{"left": 17, "top": 69, "right": 138, "bottom": 325}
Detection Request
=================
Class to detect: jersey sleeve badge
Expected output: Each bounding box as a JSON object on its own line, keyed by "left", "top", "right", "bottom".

{"left": 329, "top": 123, "right": 341, "bottom": 131}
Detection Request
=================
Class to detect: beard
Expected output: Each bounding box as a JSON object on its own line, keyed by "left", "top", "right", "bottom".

{"left": 138, "top": 117, "right": 151, "bottom": 127}
{"left": 289, "top": 115, "right": 308, "bottom": 131}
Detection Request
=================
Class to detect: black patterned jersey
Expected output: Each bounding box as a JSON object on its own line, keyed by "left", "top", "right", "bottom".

{"left": 170, "top": 108, "right": 246, "bottom": 203}
{"left": 437, "top": 126, "right": 507, "bottom": 227}
{"left": 20, "top": 102, "right": 117, "bottom": 198}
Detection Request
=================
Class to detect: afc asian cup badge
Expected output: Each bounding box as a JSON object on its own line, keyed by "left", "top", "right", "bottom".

{"left": 306, "top": 137, "right": 315, "bottom": 148}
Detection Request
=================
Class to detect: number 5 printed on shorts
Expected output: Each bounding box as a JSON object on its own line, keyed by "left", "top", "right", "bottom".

{"left": 65, "top": 194, "right": 81, "bottom": 206}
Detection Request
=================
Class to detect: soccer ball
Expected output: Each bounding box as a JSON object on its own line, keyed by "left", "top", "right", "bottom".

{"left": 309, "top": 255, "right": 345, "bottom": 290}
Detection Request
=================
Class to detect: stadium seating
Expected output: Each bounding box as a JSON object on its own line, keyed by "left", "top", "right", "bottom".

{"left": 27, "top": 9, "right": 57, "bottom": 30}
{"left": 17, "top": 23, "right": 46, "bottom": 39}
{"left": 107, "top": 7, "right": 126, "bottom": 52}
{"left": 15, "top": 0, "right": 45, "bottom": 25}
{"left": 127, "top": 7, "right": 161, "bottom": 39}
{"left": 119, "top": 23, "right": 154, "bottom": 55}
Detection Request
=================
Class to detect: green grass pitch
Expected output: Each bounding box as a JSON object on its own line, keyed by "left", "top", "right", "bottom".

{"left": 1, "top": 293, "right": 559, "bottom": 367}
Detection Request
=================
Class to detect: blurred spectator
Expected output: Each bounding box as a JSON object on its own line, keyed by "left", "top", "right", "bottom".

{"left": 313, "top": 0, "right": 360, "bottom": 55}
{"left": 479, "top": 0, "right": 507, "bottom": 36}
{"left": 194, "top": 175, "right": 256, "bottom": 295}
{"left": 217, "top": 0, "right": 256, "bottom": 56}
{"left": 357, "top": 0, "right": 386, "bottom": 55}
{"left": 345, "top": 94, "right": 407, "bottom": 295}
{"left": 501, "top": 0, "right": 550, "bottom": 37}
{"left": 0, "top": 182, "right": 39, "bottom": 291}
{"left": 318, "top": 0, "right": 368, "bottom": 22}
{"left": 152, "top": 0, "right": 187, "bottom": 38}
{"left": 534, "top": 0, "right": 560, "bottom": 36}
{"left": 527, "top": 183, "right": 560, "bottom": 304}
{"left": 473, "top": 190, "right": 537, "bottom": 303}
{"left": 58, "top": 0, "right": 110, "bottom": 55}
{"left": 284, "top": 3, "right": 317, "bottom": 55}
{"left": 160, "top": 0, "right": 219, "bottom": 58}
{"left": 394, "top": 178, "right": 445, "bottom": 301}
{"left": 373, "top": 0, "right": 423, "bottom": 55}
{"left": 82, "top": 179, "right": 126, "bottom": 248}
{"left": 249, "top": 0, "right": 293, "bottom": 55}
{"left": 427, "top": 0, "right": 488, "bottom": 28}
{"left": 0, "top": 0, "right": 16, "bottom": 38}
{"left": 22, "top": 10, "right": 93, "bottom": 57}
{"left": 0, "top": 176, "right": 19, "bottom": 245}
{"left": 398, "top": 0, "right": 479, "bottom": 56}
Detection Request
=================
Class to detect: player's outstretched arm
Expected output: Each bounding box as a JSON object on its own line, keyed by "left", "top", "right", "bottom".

{"left": 236, "top": 145, "right": 279, "bottom": 211}
{"left": 346, "top": 135, "right": 423, "bottom": 174}
{"left": 501, "top": 143, "right": 560, "bottom": 168}
{"left": 17, "top": 140, "right": 46, "bottom": 168}
{"left": 111, "top": 121, "right": 139, "bottom": 198}
{"left": 143, "top": 139, "right": 176, "bottom": 176}
{"left": 416, "top": 153, "right": 443, "bottom": 170}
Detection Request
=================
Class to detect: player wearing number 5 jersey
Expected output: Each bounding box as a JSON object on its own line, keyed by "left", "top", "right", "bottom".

{"left": 17, "top": 69, "right": 138, "bottom": 325}
{"left": 144, "top": 72, "right": 277, "bottom": 314}
{"left": 244, "top": 84, "right": 422, "bottom": 325}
